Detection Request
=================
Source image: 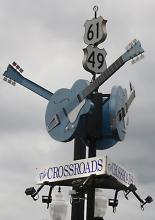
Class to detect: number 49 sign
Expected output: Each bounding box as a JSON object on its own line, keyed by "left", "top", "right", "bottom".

{"left": 83, "top": 45, "right": 107, "bottom": 74}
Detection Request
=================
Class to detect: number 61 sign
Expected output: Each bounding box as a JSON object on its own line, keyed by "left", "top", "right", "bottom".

{"left": 84, "top": 16, "right": 107, "bottom": 45}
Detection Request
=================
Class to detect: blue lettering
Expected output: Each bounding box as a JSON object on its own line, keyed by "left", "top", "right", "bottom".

{"left": 53, "top": 167, "right": 59, "bottom": 178}
{"left": 125, "top": 173, "right": 129, "bottom": 183}
{"left": 117, "top": 167, "right": 121, "bottom": 179}
{"left": 122, "top": 170, "right": 126, "bottom": 182}
{"left": 47, "top": 168, "right": 53, "bottom": 179}
{"left": 129, "top": 174, "right": 134, "bottom": 184}
{"left": 69, "top": 164, "right": 74, "bottom": 176}
{"left": 97, "top": 159, "right": 103, "bottom": 171}
{"left": 39, "top": 169, "right": 47, "bottom": 181}
{"left": 79, "top": 162, "right": 86, "bottom": 174}
{"left": 74, "top": 163, "right": 80, "bottom": 175}
{"left": 58, "top": 166, "right": 64, "bottom": 178}
{"left": 86, "top": 162, "right": 91, "bottom": 173}
{"left": 112, "top": 163, "right": 117, "bottom": 176}
{"left": 91, "top": 160, "right": 97, "bottom": 172}
{"left": 64, "top": 165, "right": 69, "bottom": 177}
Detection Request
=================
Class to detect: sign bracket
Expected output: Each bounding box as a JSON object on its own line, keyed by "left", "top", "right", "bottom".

{"left": 93, "top": 5, "right": 98, "bottom": 19}
{"left": 124, "top": 184, "right": 153, "bottom": 211}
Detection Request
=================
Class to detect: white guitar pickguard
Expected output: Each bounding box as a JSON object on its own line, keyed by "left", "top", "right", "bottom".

{"left": 68, "top": 100, "right": 86, "bottom": 124}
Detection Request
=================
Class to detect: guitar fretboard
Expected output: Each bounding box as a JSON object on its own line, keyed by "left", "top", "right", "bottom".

{"left": 126, "top": 90, "right": 135, "bottom": 111}
{"left": 82, "top": 56, "right": 125, "bottom": 98}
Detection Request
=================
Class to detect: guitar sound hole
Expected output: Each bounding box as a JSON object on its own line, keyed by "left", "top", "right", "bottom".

{"left": 119, "top": 112, "right": 122, "bottom": 121}
{"left": 77, "top": 94, "right": 82, "bottom": 102}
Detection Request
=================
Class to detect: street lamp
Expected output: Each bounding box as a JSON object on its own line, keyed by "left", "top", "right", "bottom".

{"left": 94, "top": 189, "right": 108, "bottom": 220}
{"left": 49, "top": 187, "right": 68, "bottom": 220}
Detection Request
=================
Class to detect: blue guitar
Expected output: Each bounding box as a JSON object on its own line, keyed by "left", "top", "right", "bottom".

{"left": 3, "top": 39, "right": 144, "bottom": 142}
{"left": 95, "top": 83, "right": 136, "bottom": 150}
{"left": 45, "top": 39, "right": 144, "bottom": 142}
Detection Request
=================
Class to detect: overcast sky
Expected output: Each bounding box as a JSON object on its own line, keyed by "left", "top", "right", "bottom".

{"left": 0, "top": 0, "right": 154, "bottom": 220}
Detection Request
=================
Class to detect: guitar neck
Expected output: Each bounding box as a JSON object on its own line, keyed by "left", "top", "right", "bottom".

{"left": 3, "top": 64, "right": 53, "bottom": 100}
{"left": 20, "top": 77, "right": 53, "bottom": 100}
{"left": 82, "top": 39, "right": 144, "bottom": 99}
{"left": 82, "top": 56, "right": 125, "bottom": 98}
{"left": 126, "top": 89, "right": 135, "bottom": 111}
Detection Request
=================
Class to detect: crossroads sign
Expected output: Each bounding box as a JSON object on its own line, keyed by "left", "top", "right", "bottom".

{"left": 36, "top": 155, "right": 134, "bottom": 187}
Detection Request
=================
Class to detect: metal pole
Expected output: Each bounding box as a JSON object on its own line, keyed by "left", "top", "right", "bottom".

{"left": 86, "top": 93, "right": 102, "bottom": 220}
{"left": 86, "top": 141, "right": 96, "bottom": 220}
{"left": 71, "top": 93, "right": 102, "bottom": 220}
{"left": 71, "top": 137, "right": 86, "bottom": 220}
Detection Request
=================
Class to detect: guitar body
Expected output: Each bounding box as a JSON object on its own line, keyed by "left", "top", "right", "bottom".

{"left": 95, "top": 86, "right": 128, "bottom": 150}
{"left": 45, "top": 79, "right": 93, "bottom": 142}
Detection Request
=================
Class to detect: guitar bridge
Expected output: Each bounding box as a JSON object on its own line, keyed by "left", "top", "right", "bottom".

{"left": 47, "top": 114, "right": 60, "bottom": 132}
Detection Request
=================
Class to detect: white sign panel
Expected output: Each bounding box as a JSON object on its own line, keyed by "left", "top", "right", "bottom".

{"left": 106, "top": 156, "right": 134, "bottom": 187}
{"left": 84, "top": 16, "right": 107, "bottom": 45}
{"left": 83, "top": 45, "right": 107, "bottom": 74}
{"left": 36, "top": 156, "right": 107, "bottom": 185}
{"left": 36, "top": 155, "right": 134, "bottom": 187}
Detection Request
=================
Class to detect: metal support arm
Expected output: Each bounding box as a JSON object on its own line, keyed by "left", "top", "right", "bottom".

{"left": 124, "top": 184, "right": 153, "bottom": 210}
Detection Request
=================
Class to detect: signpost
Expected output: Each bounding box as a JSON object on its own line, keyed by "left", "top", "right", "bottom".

{"left": 2, "top": 4, "right": 153, "bottom": 220}
{"left": 83, "top": 6, "right": 107, "bottom": 78}
{"left": 84, "top": 7, "right": 107, "bottom": 46}
{"left": 83, "top": 45, "right": 107, "bottom": 74}
{"left": 36, "top": 155, "right": 134, "bottom": 188}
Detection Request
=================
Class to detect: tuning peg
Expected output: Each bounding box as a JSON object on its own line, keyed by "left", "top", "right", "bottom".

{"left": 8, "top": 78, "right": 12, "bottom": 84}
{"left": 132, "top": 39, "right": 138, "bottom": 44}
{"left": 19, "top": 68, "right": 24, "bottom": 73}
{"left": 140, "top": 54, "right": 144, "bottom": 60}
{"left": 136, "top": 56, "right": 140, "bottom": 62}
{"left": 131, "top": 54, "right": 144, "bottom": 64}
{"left": 125, "top": 45, "right": 130, "bottom": 51}
{"left": 125, "top": 44, "right": 130, "bottom": 50}
{"left": 126, "top": 39, "right": 138, "bottom": 50}
{"left": 129, "top": 40, "right": 136, "bottom": 49}
{"left": 131, "top": 59, "right": 136, "bottom": 64}
{"left": 3, "top": 76, "right": 7, "bottom": 82}
{"left": 129, "top": 42, "right": 133, "bottom": 48}
{"left": 16, "top": 65, "right": 20, "bottom": 70}
{"left": 11, "top": 61, "right": 23, "bottom": 73}
{"left": 12, "top": 81, "right": 16, "bottom": 86}
{"left": 130, "top": 39, "right": 137, "bottom": 48}
{"left": 12, "top": 61, "right": 17, "bottom": 66}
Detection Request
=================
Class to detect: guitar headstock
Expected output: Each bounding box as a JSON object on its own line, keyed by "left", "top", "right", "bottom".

{"left": 3, "top": 62, "right": 24, "bottom": 86}
{"left": 122, "top": 39, "right": 144, "bottom": 63}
